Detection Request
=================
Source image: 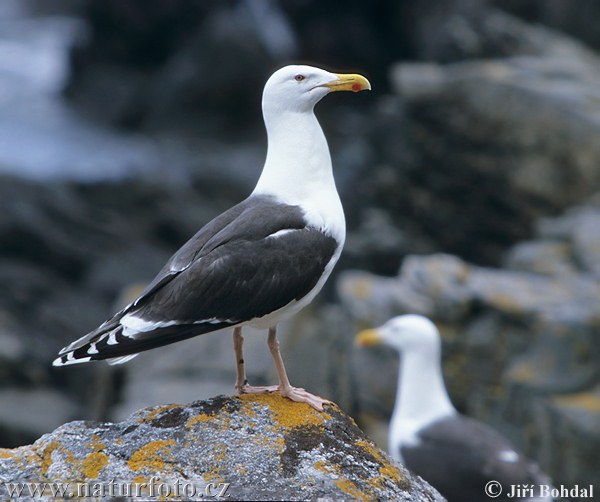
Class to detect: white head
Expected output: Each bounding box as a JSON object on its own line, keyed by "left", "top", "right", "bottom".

{"left": 262, "top": 64, "right": 371, "bottom": 115}
{"left": 357, "top": 314, "right": 456, "bottom": 453}
{"left": 356, "top": 314, "right": 442, "bottom": 356}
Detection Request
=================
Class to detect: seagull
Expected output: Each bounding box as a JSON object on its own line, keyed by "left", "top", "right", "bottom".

{"left": 53, "top": 64, "right": 371, "bottom": 411}
{"left": 356, "top": 315, "right": 553, "bottom": 501}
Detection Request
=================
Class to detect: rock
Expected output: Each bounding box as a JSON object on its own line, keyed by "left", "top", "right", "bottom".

{"left": 537, "top": 205, "right": 600, "bottom": 279}
{"left": 402, "top": 5, "right": 600, "bottom": 62}
{"left": 0, "top": 394, "right": 442, "bottom": 501}
{"left": 503, "top": 240, "right": 577, "bottom": 277}
{"left": 366, "top": 12, "right": 600, "bottom": 265}
{"left": 537, "top": 388, "right": 600, "bottom": 489}
{"left": 499, "top": 0, "right": 600, "bottom": 54}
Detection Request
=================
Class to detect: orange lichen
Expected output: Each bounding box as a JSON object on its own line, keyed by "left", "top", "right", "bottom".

{"left": 334, "top": 478, "right": 370, "bottom": 500}
{"left": 238, "top": 393, "right": 332, "bottom": 431}
{"left": 355, "top": 439, "right": 407, "bottom": 488}
{"left": 40, "top": 441, "right": 62, "bottom": 475}
{"left": 87, "top": 434, "right": 106, "bottom": 451}
{"left": 81, "top": 452, "right": 109, "bottom": 479}
{"left": 143, "top": 404, "right": 180, "bottom": 423}
{"left": 128, "top": 440, "right": 175, "bottom": 473}
{"left": 313, "top": 455, "right": 371, "bottom": 499}
{"left": 556, "top": 391, "right": 600, "bottom": 413}
{"left": 186, "top": 413, "right": 214, "bottom": 427}
{"left": 0, "top": 449, "right": 14, "bottom": 459}
{"left": 204, "top": 444, "right": 229, "bottom": 484}
{"left": 132, "top": 475, "right": 147, "bottom": 485}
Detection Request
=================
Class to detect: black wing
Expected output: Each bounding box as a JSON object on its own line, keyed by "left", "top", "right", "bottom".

{"left": 402, "top": 415, "right": 550, "bottom": 502}
{"left": 54, "top": 195, "right": 338, "bottom": 364}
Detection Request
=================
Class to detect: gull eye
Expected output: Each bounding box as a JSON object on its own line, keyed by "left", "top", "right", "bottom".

{"left": 294, "top": 74, "right": 305, "bottom": 82}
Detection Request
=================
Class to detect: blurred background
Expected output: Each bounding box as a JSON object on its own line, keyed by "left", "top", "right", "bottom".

{"left": 1, "top": 0, "right": 599, "bottom": 492}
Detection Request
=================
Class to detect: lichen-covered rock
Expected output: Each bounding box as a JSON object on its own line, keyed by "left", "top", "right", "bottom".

{"left": 0, "top": 394, "right": 442, "bottom": 501}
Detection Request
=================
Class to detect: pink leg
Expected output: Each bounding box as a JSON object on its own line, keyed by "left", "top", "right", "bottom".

{"left": 233, "top": 327, "right": 278, "bottom": 394}
{"left": 267, "top": 326, "right": 331, "bottom": 411}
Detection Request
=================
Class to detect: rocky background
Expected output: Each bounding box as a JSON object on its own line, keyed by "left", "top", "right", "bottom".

{"left": 1, "top": 0, "right": 599, "bottom": 495}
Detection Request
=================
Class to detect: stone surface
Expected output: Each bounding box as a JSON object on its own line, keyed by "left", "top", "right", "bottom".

{"left": 0, "top": 394, "right": 442, "bottom": 501}
{"left": 334, "top": 7, "right": 600, "bottom": 270}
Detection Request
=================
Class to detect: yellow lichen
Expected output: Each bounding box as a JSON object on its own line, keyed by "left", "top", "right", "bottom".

{"left": 202, "top": 443, "right": 230, "bottom": 484}
{"left": 313, "top": 454, "right": 371, "bottom": 499}
{"left": 238, "top": 393, "right": 331, "bottom": 431}
{"left": 355, "top": 439, "right": 407, "bottom": 488}
{"left": 186, "top": 413, "right": 213, "bottom": 427}
{"left": 555, "top": 391, "right": 600, "bottom": 413}
{"left": 128, "top": 440, "right": 175, "bottom": 473}
{"left": 87, "top": 434, "right": 106, "bottom": 451}
{"left": 81, "top": 452, "right": 109, "bottom": 479}
{"left": 143, "top": 404, "right": 180, "bottom": 423}
{"left": 0, "top": 449, "right": 14, "bottom": 459}
{"left": 132, "top": 475, "right": 147, "bottom": 485}
{"left": 334, "top": 478, "right": 370, "bottom": 500}
{"left": 40, "top": 441, "right": 62, "bottom": 475}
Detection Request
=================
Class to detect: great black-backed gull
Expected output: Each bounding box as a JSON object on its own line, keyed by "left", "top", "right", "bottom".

{"left": 356, "top": 315, "right": 553, "bottom": 501}
{"left": 53, "top": 65, "right": 371, "bottom": 410}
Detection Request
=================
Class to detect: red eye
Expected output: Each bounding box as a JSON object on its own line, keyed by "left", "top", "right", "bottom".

{"left": 294, "top": 74, "right": 305, "bottom": 82}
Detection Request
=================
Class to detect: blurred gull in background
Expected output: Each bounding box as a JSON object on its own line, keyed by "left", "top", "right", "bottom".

{"left": 357, "top": 315, "right": 553, "bottom": 502}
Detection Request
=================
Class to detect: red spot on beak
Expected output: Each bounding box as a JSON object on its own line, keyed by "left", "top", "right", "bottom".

{"left": 352, "top": 83, "right": 361, "bottom": 92}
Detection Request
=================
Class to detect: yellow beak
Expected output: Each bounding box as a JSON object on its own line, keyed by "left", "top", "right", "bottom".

{"left": 355, "top": 328, "right": 382, "bottom": 347}
{"left": 323, "top": 73, "right": 371, "bottom": 93}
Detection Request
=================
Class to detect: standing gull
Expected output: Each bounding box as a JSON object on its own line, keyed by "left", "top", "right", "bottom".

{"left": 53, "top": 65, "right": 371, "bottom": 411}
{"left": 356, "top": 315, "right": 552, "bottom": 501}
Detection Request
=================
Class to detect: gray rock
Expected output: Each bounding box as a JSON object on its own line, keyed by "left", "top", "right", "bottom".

{"left": 0, "top": 395, "right": 443, "bottom": 501}
{"left": 537, "top": 205, "right": 600, "bottom": 279}
{"left": 503, "top": 240, "right": 577, "bottom": 277}
{"left": 375, "top": 14, "right": 600, "bottom": 264}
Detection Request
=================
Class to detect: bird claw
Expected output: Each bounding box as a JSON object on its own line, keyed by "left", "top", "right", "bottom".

{"left": 279, "top": 385, "right": 332, "bottom": 411}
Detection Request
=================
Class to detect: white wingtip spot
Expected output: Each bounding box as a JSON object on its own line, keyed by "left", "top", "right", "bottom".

{"left": 53, "top": 353, "right": 92, "bottom": 366}
{"left": 107, "top": 331, "right": 118, "bottom": 345}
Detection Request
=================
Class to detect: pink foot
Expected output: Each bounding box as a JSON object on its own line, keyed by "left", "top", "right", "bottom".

{"left": 279, "top": 386, "right": 332, "bottom": 411}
